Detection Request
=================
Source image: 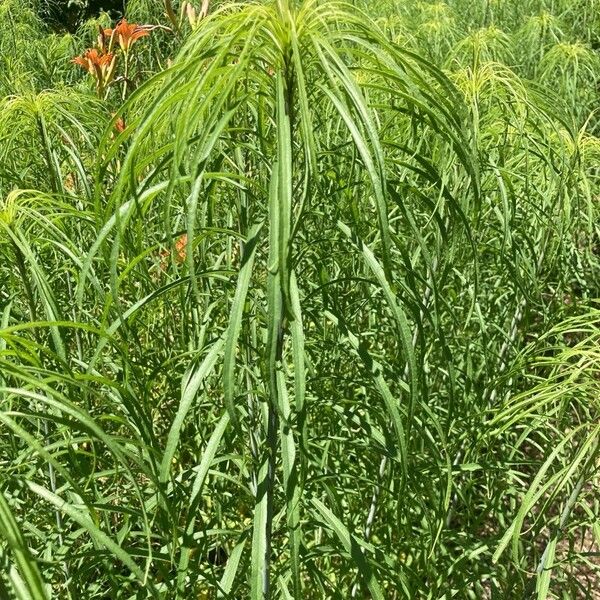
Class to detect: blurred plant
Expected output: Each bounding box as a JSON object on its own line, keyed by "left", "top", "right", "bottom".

{"left": 165, "top": 0, "right": 210, "bottom": 31}
{"left": 39, "top": 0, "right": 125, "bottom": 31}
{"left": 490, "top": 305, "right": 600, "bottom": 597}
{"left": 452, "top": 24, "right": 513, "bottom": 68}
{"left": 540, "top": 41, "right": 599, "bottom": 114}
{"left": 516, "top": 11, "right": 564, "bottom": 76}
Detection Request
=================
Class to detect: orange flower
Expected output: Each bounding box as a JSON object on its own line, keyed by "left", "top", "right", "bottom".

{"left": 104, "top": 19, "right": 151, "bottom": 53}
{"left": 72, "top": 48, "right": 115, "bottom": 75}
{"left": 175, "top": 234, "right": 188, "bottom": 263}
{"left": 115, "top": 117, "right": 126, "bottom": 133}
{"left": 157, "top": 234, "right": 189, "bottom": 272}
{"left": 72, "top": 48, "right": 118, "bottom": 94}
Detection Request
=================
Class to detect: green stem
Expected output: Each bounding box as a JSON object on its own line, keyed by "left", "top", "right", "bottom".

{"left": 36, "top": 114, "right": 61, "bottom": 193}
{"left": 122, "top": 51, "right": 130, "bottom": 102}
{"left": 10, "top": 236, "right": 37, "bottom": 324}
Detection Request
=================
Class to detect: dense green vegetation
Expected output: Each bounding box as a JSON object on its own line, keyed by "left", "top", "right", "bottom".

{"left": 0, "top": 0, "right": 598, "bottom": 597}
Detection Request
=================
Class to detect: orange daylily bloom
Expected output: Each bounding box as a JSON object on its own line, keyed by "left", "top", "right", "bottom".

{"left": 157, "top": 234, "right": 189, "bottom": 272}
{"left": 174, "top": 234, "right": 188, "bottom": 263}
{"left": 72, "top": 48, "right": 115, "bottom": 75}
{"left": 114, "top": 117, "right": 126, "bottom": 133}
{"left": 72, "top": 48, "right": 118, "bottom": 94}
{"left": 104, "top": 19, "right": 151, "bottom": 53}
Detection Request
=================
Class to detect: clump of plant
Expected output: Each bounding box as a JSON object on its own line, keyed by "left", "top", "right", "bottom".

{"left": 0, "top": 0, "right": 598, "bottom": 598}
{"left": 72, "top": 18, "right": 153, "bottom": 98}
{"left": 164, "top": 0, "right": 210, "bottom": 30}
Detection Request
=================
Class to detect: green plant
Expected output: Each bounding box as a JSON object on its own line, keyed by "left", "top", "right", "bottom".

{"left": 0, "top": 0, "right": 598, "bottom": 598}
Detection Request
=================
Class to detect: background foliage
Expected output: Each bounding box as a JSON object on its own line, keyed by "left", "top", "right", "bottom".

{"left": 0, "top": 0, "right": 599, "bottom": 598}
{"left": 38, "top": 0, "right": 125, "bottom": 31}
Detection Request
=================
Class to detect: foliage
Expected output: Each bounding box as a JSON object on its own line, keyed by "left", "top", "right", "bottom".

{"left": 0, "top": 0, "right": 598, "bottom": 598}
{"left": 38, "top": 0, "right": 125, "bottom": 31}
